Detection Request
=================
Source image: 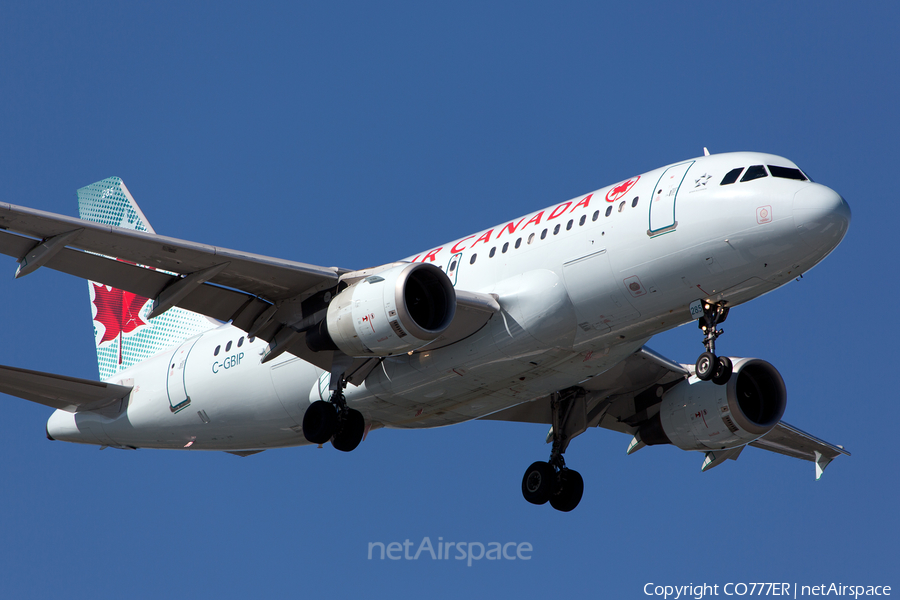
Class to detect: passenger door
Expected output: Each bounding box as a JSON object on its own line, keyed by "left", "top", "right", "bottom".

{"left": 167, "top": 338, "right": 200, "bottom": 413}
{"left": 648, "top": 161, "right": 694, "bottom": 236}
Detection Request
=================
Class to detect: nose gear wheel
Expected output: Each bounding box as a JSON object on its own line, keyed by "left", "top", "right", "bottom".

{"left": 695, "top": 301, "right": 733, "bottom": 386}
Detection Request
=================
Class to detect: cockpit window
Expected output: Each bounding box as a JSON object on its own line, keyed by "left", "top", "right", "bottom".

{"left": 740, "top": 165, "right": 768, "bottom": 182}
{"left": 720, "top": 168, "right": 743, "bottom": 185}
{"left": 768, "top": 165, "right": 808, "bottom": 181}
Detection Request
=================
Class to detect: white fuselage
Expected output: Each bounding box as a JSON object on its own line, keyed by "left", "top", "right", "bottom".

{"left": 47, "top": 152, "right": 850, "bottom": 451}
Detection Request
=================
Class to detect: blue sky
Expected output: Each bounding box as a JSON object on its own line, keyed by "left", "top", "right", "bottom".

{"left": 1, "top": 2, "right": 897, "bottom": 598}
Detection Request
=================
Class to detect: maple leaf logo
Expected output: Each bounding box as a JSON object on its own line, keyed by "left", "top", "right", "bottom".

{"left": 91, "top": 283, "right": 150, "bottom": 364}
{"left": 605, "top": 176, "right": 640, "bottom": 203}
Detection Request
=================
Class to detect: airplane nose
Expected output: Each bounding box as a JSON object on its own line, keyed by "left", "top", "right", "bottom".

{"left": 793, "top": 184, "right": 851, "bottom": 253}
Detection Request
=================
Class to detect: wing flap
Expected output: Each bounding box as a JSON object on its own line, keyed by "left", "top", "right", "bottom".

{"left": 0, "top": 202, "right": 340, "bottom": 301}
{"left": 0, "top": 228, "right": 276, "bottom": 327}
{"left": 0, "top": 365, "right": 132, "bottom": 413}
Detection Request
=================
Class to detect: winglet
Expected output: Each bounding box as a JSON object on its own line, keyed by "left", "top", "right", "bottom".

{"left": 626, "top": 433, "right": 646, "bottom": 455}
{"left": 814, "top": 450, "right": 833, "bottom": 480}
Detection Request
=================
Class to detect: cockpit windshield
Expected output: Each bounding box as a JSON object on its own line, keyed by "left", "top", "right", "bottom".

{"left": 721, "top": 164, "right": 810, "bottom": 185}
{"left": 720, "top": 168, "right": 743, "bottom": 185}
{"left": 768, "top": 165, "right": 808, "bottom": 181}
{"left": 741, "top": 165, "right": 768, "bottom": 182}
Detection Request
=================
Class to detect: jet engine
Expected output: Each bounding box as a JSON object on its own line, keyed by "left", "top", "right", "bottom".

{"left": 638, "top": 358, "right": 786, "bottom": 451}
{"left": 307, "top": 262, "right": 456, "bottom": 357}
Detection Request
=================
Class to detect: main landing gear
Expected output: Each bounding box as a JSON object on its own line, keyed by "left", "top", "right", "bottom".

{"left": 521, "top": 390, "right": 585, "bottom": 512}
{"left": 695, "top": 301, "right": 733, "bottom": 386}
{"left": 302, "top": 377, "right": 365, "bottom": 452}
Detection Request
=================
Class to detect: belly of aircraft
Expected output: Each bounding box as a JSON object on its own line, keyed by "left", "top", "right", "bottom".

{"left": 335, "top": 312, "right": 651, "bottom": 429}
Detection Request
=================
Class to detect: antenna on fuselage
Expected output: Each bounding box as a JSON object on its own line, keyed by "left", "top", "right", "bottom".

{"left": 703, "top": 147, "right": 710, "bottom": 156}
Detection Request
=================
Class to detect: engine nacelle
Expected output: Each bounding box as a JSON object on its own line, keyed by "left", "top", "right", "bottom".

{"left": 639, "top": 358, "right": 786, "bottom": 451}
{"left": 309, "top": 262, "right": 456, "bottom": 357}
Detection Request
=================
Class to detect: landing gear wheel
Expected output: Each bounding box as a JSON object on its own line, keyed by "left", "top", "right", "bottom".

{"left": 302, "top": 400, "right": 338, "bottom": 444}
{"left": 549, "top": 469, "right": 584, "bottom": 512}
{"left": 332, "top": 409, "right": 365, "bottom": 452}
{"left": 712, "top": 356, "right": 733, "bottom": 386}
{"left": 696, "top": 351, "right": 717, "bottom": 381}
{"left": 522, "top": 461, "right": 555, "bottom": 505}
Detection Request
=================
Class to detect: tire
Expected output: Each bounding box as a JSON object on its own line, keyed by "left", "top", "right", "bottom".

{"left": 712, "top": 356, "right": 733, "bottom": 386}
{"left": 522, "top": 461, "right": 555, "bottom": 505}
{"left": 549, "top": 469, "right": 584, "bottom": 512}
{"left": 696, "top": 352, "right": 717, "bottom": 381}
{"left": 302, "top": 401, "right": 338, "bottom": 445}
{"left": 332, "top": 409, "right": 365, "bottom": 452}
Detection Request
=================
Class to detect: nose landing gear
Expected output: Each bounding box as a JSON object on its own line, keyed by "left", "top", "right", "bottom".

{"left": 695, "top": 301, "right": 733, "bottom": 385}
{"left": 521, "top": 389, "right": 585, "bottom": 512}
{"left": 302, "top": 376, "right": 365, "bottom": 452}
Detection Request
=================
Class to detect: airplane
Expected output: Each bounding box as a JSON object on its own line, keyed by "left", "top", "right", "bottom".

{"left": 0, "top": 150, "right": 851, "bottom": 512}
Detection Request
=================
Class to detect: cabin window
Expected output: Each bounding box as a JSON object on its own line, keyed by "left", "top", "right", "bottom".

{"left": 605, "top": 206, "right": 612, "bottom": 217}
{"left": 489, "top": 247, "right": 496, "bottom": 258}
{"left": 618, "top": 201, "right": 626, "bottom": 213}
{"left": 528, "top": 233, "right": 535, "bottom": 244}
{"left": 237, "top": 337, "right": 244, "bottom": 347}
{"left": 226, "top": 341, "right": 232, "bottom": 352}
{"left": 566, "top": 219, "right": 573, "bottom": 230}
{"left": 214, "top": 345, "right": 220, "bottom": 356}
{"left": 632, "top": 196, "right": 639, "bottom": 208}
{"left": 579, "top": 215, "right": 586, "bottom": 226}
{"left": 470, "top": 253, "right": 477, "bottom": 264}
{"left": 553, "top": 224, "right": 560, "bottom": 235}
{"left": 248, "top": 336, "right": 255, "bottom": 343}
{"left": 592, "top": 210, "right": 599, "bottom": 221}
{"left": 768, "top": 165, "right": 807, "bottom": 181}
{"left": 740, "top": 165, "right": 768, "bottom": 182}
{"left": 502, "top": 242, "right": 509, "bottom": 253}
{"left": 720, "top": 167, "right": 744, "bottom": 185}
{"left": 515, "top": 237, "right": 522, "bottom": 249}
{"left": 541, "top": 228, "right": 548, "bottom": 240}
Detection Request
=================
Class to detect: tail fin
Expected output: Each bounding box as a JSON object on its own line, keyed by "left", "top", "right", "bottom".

{"left": 78, "top": 177, "right": 219, "bottom": 381}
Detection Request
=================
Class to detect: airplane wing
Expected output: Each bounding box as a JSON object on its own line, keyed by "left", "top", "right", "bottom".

{"left": 481, "top": 346, "right": 849, "bottom": 478}
{"left": 749, "top": 422, "right": 850, "bottom": 479}
{"left": 0, "top": 202, "right": 497, "bottom": 375}
{"left": 0, "top": 364, "right": 132, "bottom": 413}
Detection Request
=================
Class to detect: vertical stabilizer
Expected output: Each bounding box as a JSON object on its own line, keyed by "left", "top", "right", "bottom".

{"left": 78, "top": 177, "right": 218, "bottom": 381}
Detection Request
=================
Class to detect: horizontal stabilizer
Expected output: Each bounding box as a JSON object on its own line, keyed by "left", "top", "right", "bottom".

{"left": 0, "top": 364, "right": 132, "bottom": 413}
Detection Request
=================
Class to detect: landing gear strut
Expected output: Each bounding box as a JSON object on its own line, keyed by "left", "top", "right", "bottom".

{"left": 302, "top": 376, "right": 365, "bottom": 452}
{"left": 521, "top": 390, "right": 585, "bottom": 512}
{"left": 695, "top": 301, "right": 733, "bottom": 386}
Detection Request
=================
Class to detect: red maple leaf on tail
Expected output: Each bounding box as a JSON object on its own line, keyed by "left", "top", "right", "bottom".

{"left": 92, "top": 283, "right": 150, "bottom": 364}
